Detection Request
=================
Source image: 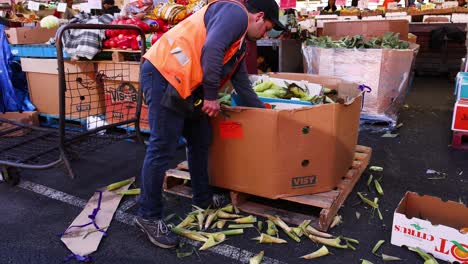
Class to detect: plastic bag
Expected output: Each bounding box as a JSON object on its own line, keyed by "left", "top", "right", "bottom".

{"left": 0, "top": 24, "right": 35, "bottom": 112}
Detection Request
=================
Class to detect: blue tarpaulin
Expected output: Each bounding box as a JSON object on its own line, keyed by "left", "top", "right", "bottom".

{"left": 0, "top": 24, "right": 35, "bottom": 112}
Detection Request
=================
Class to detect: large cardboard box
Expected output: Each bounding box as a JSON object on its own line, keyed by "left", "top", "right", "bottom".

{"left": 306, "top": 20, "right": 417, "bottom": 126}
{"left": 96, "top": 62, "right": 149, "bottom": 131}
{"left": 0, "top": 111, "right": 39, "bottom": 137}
{"left": 303, "top": 43, "right": 418, "bottom": 126}
{"left": 209, "top": 73, "right": 362, "bottom": 199}
{"left": 5, "top": 27, "right": 57, "bottom": 44}
{"left": 21, "top": 58, "right": 104, "bottom": 118}
{"left": 391, "top": 192, "right": 468, "bottom": 263}
{"left": 322, "top": 20, "right": 409, "bottom": 41}
{"left": 452, "top": 99, "right": 468, "bottom": 132}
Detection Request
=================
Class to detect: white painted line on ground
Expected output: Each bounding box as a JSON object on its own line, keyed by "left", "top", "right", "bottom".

{"left": 16, "top": 180, "right": 287, "bottom": 264}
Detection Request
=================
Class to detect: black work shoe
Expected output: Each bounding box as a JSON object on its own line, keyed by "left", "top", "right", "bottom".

{"left": 212, "top": 193, "right": 230, "bottom": 208}
{"left": 134, "top": 216, "right": 179, "bottom": 249}
{"left": 194, "top": 193, "right": 230, "bottom": 210}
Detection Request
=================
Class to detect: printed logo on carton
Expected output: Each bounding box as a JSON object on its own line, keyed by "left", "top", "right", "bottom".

{"left": 291, "top": 176, "right": 317, "bottom": 188}
{"left": 392, "top": 218, "right": 468, "bottom": 262}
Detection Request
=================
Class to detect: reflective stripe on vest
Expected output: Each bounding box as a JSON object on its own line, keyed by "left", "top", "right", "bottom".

{"left": 143, "top": 0, "right": 248, "bottom": 99}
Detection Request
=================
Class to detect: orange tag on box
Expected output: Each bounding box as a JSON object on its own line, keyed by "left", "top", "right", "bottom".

{"left": 219, "top": 121, "right": 243, "bottom": 139}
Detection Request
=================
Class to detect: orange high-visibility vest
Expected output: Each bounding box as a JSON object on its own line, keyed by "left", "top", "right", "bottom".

{"left": 144, "top": 0, "right": 248, "bottom": 99}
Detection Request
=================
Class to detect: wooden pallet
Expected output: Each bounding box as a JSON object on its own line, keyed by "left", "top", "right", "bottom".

{"left": 164, "top": 145, "right": 372, "bottom": 231}
{"left": 231, "top": 145, "right": 372, "bottom": 231}
{"left": 164, "top": 161, "right": 191, "bottom": 198}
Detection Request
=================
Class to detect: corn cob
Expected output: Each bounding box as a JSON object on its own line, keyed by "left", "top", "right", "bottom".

{"left": 300, "top": 245, "right": 330, "bottom": 259}
{"left": 106, "top": 179, "right": 133, "bottom": 191}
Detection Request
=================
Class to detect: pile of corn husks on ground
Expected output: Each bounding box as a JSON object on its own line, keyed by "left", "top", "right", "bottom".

{"left": 169, "top": 204, "right": 359, "bottom": 262}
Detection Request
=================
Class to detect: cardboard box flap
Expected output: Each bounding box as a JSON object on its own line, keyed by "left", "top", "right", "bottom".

{"left": 398, "top": 192, "right": 468, "bottom": 230}
{"left": 322, "top": 20, "right": 409, "bottom": 40}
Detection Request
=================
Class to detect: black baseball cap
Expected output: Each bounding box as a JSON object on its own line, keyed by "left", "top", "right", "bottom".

{"left": 246, "top": 0, "right": 286, "bottom": 31}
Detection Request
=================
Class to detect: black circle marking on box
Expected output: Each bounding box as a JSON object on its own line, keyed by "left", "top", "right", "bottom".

{"left": 301, "top": 160, "right": 310, "bottom": 167}
{"left": 302, "top": 126, "right": 310, "bottom": 134}
{"left": 80, "top": 96, "right": 85, "bottom": 101}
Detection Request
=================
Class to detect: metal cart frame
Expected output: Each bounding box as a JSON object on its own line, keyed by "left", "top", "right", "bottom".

{"left": 0, "top": 24, "right": 146, "bottom": 184}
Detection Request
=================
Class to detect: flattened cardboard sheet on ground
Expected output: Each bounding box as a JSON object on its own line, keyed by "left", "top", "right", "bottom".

{"left": 61, "top": 178, "right": 134, "bottom": 257}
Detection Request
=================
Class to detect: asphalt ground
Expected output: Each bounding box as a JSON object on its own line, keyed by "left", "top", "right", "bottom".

{"left": 0, "top": 75, "right": 467, "bottom": 264}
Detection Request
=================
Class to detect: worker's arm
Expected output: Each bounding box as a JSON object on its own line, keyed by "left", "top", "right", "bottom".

{"left": 230, "top": 60, "right": 265, "bottom": 108}
{"left": 201, "top": 2, "right": 248, "bottom": 101}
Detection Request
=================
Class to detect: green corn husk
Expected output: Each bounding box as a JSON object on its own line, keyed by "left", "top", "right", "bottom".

{"left": 381, "top": 253, "right": 402, "bottom": 261}
{"left": 176, "top": 214, "right": 196, "bottom": 228}
{"left": 308, "top": 234, "right": 347, "bottom": 249}
{"left": 204, "top": 211, "right": 218, "bottom": 230}
{"left": 285, "top": 229, "right": 301, "bottom": 242}
{"left": 266, "top": 220, "right": 278, "bottom": 236}
{"left": 409, "top": 247, "right": 439, "bottom": 264}
{"left": 233, "top": 215, "right": 257, "bottom": 224}
{"left": 199, "top": 233, "right": 225, "bottom": 250}
{"left": 372, "top": 240, "right": 385, "bottom": 255}
{"left": 357, "top": 192, "right": 379, "bottom": 209}
{"left": 219, "top": 229, "right": 244, "bottom": 236}
{"left": 257, "top": 221, "right": 263, "bottom": 232}
{"left": 367, "top": 174, "right": 374, "bottom": 186}
{"left": 346, "top": 241, "right": 356, "bottom": 250}
{"left": 106, "top": 179, "right": 133, "bottom": 191}
{"left": 196, "top": 212, "right": 205, "bottom": 231}
{"left": 217, "top": 211, "right": 242, "bottom": 219}
{"left": 292, "top": 227, "right": 303, "bottom": 237}
{"left": 252, "top": 233, "right": 287, "bottom": 244}
{"left": 171, "top": 227, "right": 208, "bottom": 242}
{"left": 220, "top": 204, "right": 234, "bottom": 213}
{"left": 377, "top": 208, "right": 384, "bottom": 220}
{"left": 342, "top": 237, "right": 359, "bottom": 245}
{"left": 369, "top": 166, "right": 384, "bottom": 172}
{"left": 300, "top": 245, "right": 330, "bottom": 259}
{"left": 303, "top": 225, "right": 333, "bottom": 238}
{"left": 330, "top": 215, "right": 342, "bottom": 229}
{"left": 117, "top": 188, "right": 140, "bottom": 195}
{"left": 216, "top": 220, "right": 226, "bottom": 229}
{"left": 249, "top": 251, "right": 264, "bottom": 264}
{"left": 374, "top": 180, "right": 384, "bottom": 195}
{"left": 267, "top": 215, "right": 300, "bottom": 242}
{"left": 266, "top": 215, "right": 292, "bottom": 232}
{"left": 228, "top": 224, "right": 254, "bottom": 229}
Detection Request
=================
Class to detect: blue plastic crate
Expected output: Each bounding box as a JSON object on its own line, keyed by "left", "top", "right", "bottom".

{"left": 455, "top": 72, "right": 468, "bottom": 100}
{"left": 9, "top": 44, "right": 70, "bottom": 59}
{"left": 230, "top": 94, "right": 313, "bottom": 108}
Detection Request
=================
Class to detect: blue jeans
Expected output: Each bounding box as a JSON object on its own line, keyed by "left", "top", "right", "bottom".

{"left": 138, "top": 60, "right": 213, "bottom": 219}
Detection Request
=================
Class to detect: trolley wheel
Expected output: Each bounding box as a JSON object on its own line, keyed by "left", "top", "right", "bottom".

{"left": 0, "top": 166, "right": 20, "bottom": 186}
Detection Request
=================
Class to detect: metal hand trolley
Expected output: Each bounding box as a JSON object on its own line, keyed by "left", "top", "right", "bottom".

{"left": 0, "top": 24, "right": 146, "bottom": 184}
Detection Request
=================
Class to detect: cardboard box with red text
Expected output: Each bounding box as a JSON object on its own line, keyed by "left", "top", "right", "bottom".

{"left": 391, "top": 192, "right": 468, "bottom": 263}
{"left": 209, "top": 73, "right": 362, "bottom": 199}
{"left": 96, "top": 62, "right": 149, "bottom": 131}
